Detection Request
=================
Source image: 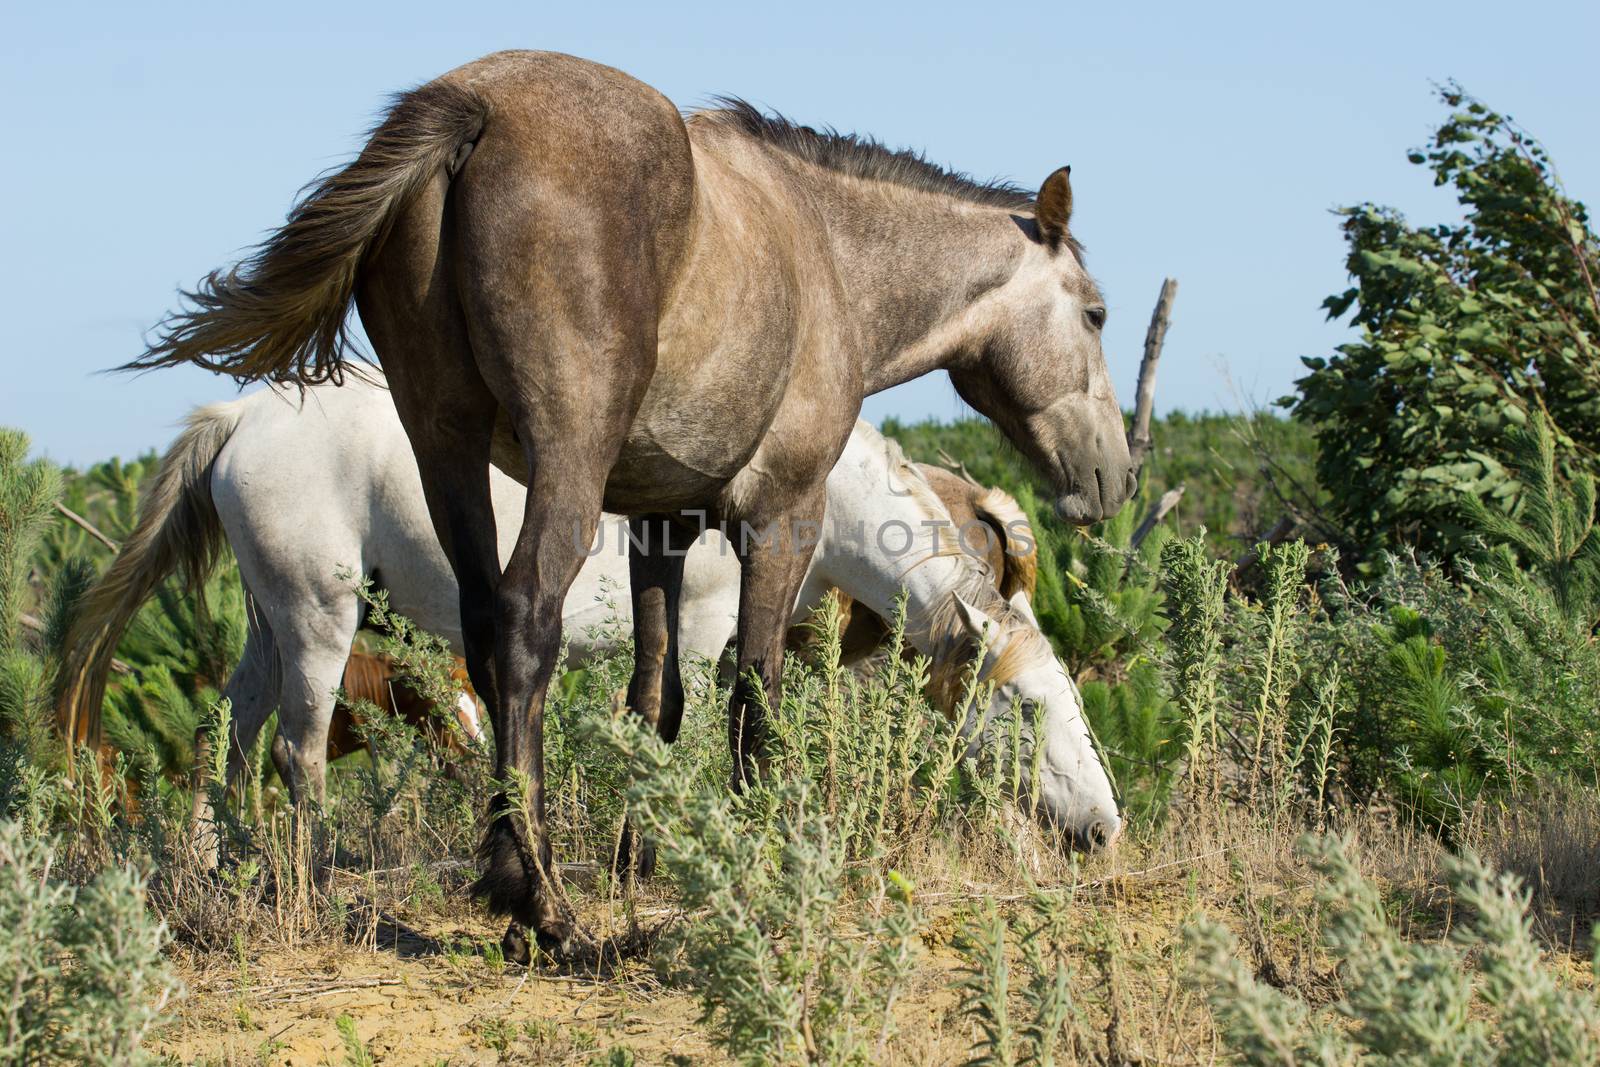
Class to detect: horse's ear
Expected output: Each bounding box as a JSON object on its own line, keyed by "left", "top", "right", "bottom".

{"left": 953, "top": 594, "right": 996, "bottom": 640}
{"left": 1008, "top": 590, "right": 1038, "bottom": 628}
{"left": 1035, "top": 166, "right": 1073, "bottom": 249}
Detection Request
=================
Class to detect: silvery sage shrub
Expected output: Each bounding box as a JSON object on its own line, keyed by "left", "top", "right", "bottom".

{"left": 1183, "top": 833, "right": 1600, "bottom": 1066}
{"left": 0, "top": 818, "right": 179, "bottom": 1065}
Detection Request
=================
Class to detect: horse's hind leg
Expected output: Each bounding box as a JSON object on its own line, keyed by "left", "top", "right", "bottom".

{"left": 614, "top": 514, "right": 696, "bottom": 879}
{"left": 271, "top": 596, "right": 361, "bottom": 810}
{"left": 192, "top": 590, "right": 280, "bottom": 865}
{"left": 624, "top": 515, "right": 697, "bottom": 741}
{"left": 357, "top": 185, "right": 525, "bottom": 950}
{"left": 461, "top": 285, "right": 661, "bottom": 959}
{"left": 364, "top": 106, "right": 687, "bottom": 957}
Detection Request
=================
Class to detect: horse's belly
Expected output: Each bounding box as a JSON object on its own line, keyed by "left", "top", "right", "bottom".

{"left": 604, "top": 344, "right": 793, "bottom": 512}
{"left": 603, "top": 454, "right": 725, "bottom": 513}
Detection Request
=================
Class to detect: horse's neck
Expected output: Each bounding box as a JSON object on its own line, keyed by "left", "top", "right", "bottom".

{"left": 814, "top": 185, "right": 1021, "bottom": 393}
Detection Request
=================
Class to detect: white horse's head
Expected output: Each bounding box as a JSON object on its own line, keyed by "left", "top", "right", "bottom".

{"left": 933, "top": 588, "right": 1121, "bottom": 852}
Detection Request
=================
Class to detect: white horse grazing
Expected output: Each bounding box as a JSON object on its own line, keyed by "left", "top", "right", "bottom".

{"left": 59, "top": 377, "right": 1119, "bottom": 848}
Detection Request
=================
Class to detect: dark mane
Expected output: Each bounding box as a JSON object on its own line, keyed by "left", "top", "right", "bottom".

{"left": 699, "top": 97, "right": 1037, "bottom": 211}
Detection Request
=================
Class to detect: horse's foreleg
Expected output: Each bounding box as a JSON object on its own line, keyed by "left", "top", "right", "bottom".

{"left": 615, "top": 514, "right": 696, "bottom": 879}
{"left": 625, "top": 514, "right": 697, "bottom": 741}
{"left": 728, "top": 490, "right": 828, "bottom": 789}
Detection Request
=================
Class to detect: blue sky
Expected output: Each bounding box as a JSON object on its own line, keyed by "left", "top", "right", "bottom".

{"left": 4, "top": 1, "right": 1596, "bottom": 465}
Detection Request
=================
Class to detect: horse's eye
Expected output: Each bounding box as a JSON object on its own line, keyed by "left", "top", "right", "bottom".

{"left": 1085, "top": 306, "right": 1107, "bottom": 331}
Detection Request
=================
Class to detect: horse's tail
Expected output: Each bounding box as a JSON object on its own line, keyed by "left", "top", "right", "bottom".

{"left": 972, "top": 487, "right": 1039, "bottom": 602}
{"left": 56, "top": 401, "right": 244, "bottom": 752}
{"left": 125, "top": 81, "right": 488, "bottom": 386}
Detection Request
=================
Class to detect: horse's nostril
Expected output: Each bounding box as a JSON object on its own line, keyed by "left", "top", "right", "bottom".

{"left": 1081, "top": 816, "right": 1120, "bottom": 852}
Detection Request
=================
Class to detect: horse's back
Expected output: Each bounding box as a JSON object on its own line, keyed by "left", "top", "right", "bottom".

{"left": 440, "top": 50, "right": 698, "bottom": 294}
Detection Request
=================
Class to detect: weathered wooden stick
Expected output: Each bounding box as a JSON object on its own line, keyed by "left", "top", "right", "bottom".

{"left": 1130, "top": 484, "right": 1185, "bottom": 549}
{"left": 1128, "top": 277, "right": 1179, "bottom": 469}
{"left": 55, "top": 502, "right": 119, "bottom": 553}
{"left": 1229, "top": 513, "right": 1299, "bottom": 587}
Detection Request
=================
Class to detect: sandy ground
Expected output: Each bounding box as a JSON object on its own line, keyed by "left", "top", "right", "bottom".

{"left": 149, "top": 870, "right": 1200, "bottom": 1066}
{"left": 152, "top": 906, "right": 982, "bottom": 1066}
{"left": 155, "top": 926, "right": 723, "bottom": 1065}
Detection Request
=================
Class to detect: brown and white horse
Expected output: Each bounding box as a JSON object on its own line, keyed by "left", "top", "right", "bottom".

{"left": 318, "top": 651, "right": 482, "bottom": 767}
{"left": 128, "top": 52, "right": 1134, "bottom": 952}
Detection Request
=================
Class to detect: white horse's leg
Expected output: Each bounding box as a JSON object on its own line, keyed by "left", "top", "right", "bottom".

{"left": 675, "top": 529, "right": 740, "bottom": 682}
{"left": 267, "top": 594, "right": 361, "bottom": 810}
{"left": 192, "top": 595, "right": 280, "bottom": 863}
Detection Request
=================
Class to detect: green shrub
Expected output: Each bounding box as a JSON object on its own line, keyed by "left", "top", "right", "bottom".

{"left": 0, "top": 819, "right": 178, "bottom": 1065}
{"left": 1292, "top": 85, "right": 1600, "bottom": 566}
{"left": 589, "top": 700, "right": 925, "bottom": 1066}
{"left": 0, "top": 429, "right": 76, "bottom": 766}
{"left": 1158, "top": 532, "right": 1231, "bottom": 797}
{"left": 1184, "top": 833, "right": 1600, "bottom": 1065}
{"left": 951, "top": 890, "right": 1091, "bottom": 1067}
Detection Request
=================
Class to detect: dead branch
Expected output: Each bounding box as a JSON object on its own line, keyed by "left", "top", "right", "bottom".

{"left": 1128, "top": 278, "right": 1179, "bottom": 469}
{"left": 19, "top": 611, "right": 132, "bottom": 674}
{"left": 1229, "top": 513, "right": 1299, "bottom": 588}
{"left": 55, "top": 501, "right": 119, "bottom": 552}
{"left": 1130, "top": 485, "right": 1186, "bottom": 550}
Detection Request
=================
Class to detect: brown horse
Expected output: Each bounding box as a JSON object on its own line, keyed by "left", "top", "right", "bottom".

{"left": 131, "top": 651, "right": 480, "bottom": 819}
{"left": 130, "top": 51, "right": 1135, "bottom": 953}
{"left": 314, "top": 651, "right": 482, "bottom": 768}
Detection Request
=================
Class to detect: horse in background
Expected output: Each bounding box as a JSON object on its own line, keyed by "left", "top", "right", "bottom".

{"left": 319, "top": 650, "right": 483, "bottom": 768}
{"left": 802, "top": 462, "right": 1039, "bottom": 666}
{"left": 89, "top": 647, "right": 481, "bottom": 818}
{"left": 58, "top": 380, "right": 1118, "bottom": 861}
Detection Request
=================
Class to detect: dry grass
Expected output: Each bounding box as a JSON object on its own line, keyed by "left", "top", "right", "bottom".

{"left": 15, "top": 595, "right": 1598, "bottom": 1065}
{"left": 137, "top": 782, "right": 1599, "bottom": 1066}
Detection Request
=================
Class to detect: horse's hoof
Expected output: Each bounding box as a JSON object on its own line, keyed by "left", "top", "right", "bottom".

{"left": 534, "top": 912, "right": 575, "bottom": 958}
{"left": 502, "top": 922, "right": 532, "bottom": 966}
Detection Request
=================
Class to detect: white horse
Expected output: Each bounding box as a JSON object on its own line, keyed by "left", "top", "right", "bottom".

{"left": 60, "top": 376, "right": 1120, "bottom": 848}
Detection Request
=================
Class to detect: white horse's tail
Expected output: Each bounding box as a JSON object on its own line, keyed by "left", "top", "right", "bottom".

{"left": 56, "top": 401, "right": 243, "bottom": 753}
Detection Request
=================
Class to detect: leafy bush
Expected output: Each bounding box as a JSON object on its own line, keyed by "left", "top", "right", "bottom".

{"left": 0, "top": 430, "right": 81, "bottom": 767}
{"left": 1292, "top": 85, "right": 1600, "bottom": 565}
{"left": 1304, "top": 414, "right": 1600, "bottom": 826}
{"left": 951, "top": 891, "right": 1092, "bottom": 1067}
{"left": 588, "top": 616, "right": 937, "bottom": 1065}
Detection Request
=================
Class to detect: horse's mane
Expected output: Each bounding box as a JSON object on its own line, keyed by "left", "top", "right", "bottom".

{"left": 849, "top": 419, "right": 952, "bottom": 524}
{"left": 697, "top": 97, "right": 1038, "bottom": 211}
{"left": 922, "top": 563, "right": 1055, "bottom": 713}
{"left": 971, "top": 486, "right": 1039, "bottom": 601}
